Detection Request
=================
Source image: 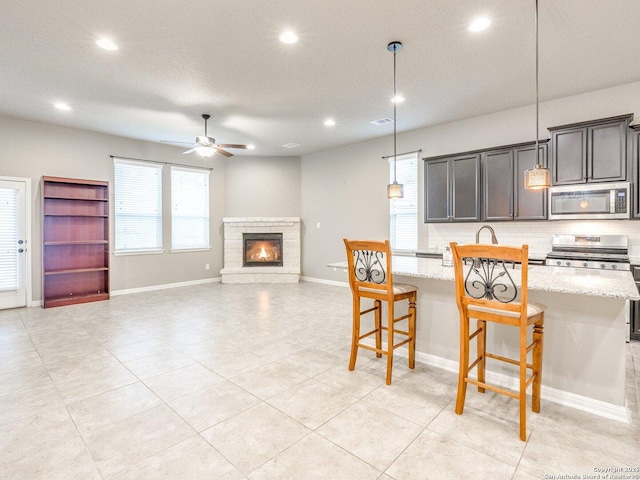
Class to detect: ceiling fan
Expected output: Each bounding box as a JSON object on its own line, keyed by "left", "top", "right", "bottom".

{"left": 169, "top": 114, "right": 249, "bottom": 158}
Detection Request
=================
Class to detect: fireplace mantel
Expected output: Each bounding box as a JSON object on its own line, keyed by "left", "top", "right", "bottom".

{"left": 220, "top": 217, "right": 301, "bottom": 283}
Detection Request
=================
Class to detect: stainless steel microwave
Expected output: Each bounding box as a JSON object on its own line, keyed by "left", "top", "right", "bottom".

{"left": 548, "top": 182, "right": 631, "bottom": 220}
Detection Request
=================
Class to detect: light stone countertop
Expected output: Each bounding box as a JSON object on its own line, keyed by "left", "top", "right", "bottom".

{"left": 328, "top": 256, "right": 640, "bottom": 301}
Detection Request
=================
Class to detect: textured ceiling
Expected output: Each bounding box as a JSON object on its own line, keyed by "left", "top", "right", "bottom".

{"left": 1, "top": 0, "right": 639, "bottom": 157}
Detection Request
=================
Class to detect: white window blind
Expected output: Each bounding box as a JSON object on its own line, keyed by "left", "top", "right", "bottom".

{"left": 0, "top": 188, "right": 18, "bottom": 291}
{"left": 114, "top": 159, "right": 163, "bottom": 253}
{"left": 171, "top": 166, "right": 210, "bottom": 250}
{"left": 390, "top": 152, "right": 418, "bottom": 252}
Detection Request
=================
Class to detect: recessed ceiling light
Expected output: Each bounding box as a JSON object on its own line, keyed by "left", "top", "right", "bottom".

{"left": 468, "top": 17, "right": 491, "bottom": 32}
{"left": 54, "top": 102, "right": 72, "bottom": 111}
{"left": 391, "top": 95, "right": 405, "bottom": 104}
{"left": 282, "top": 142, "right": 300, "bottom": 148}
{"left": 324, "top": 119, "right": 336, "bottom": 126}
{"left": 279, "top": 31, "right": 298, "bottom": 44}
{"left": 247, "top": 144, "right": 256, "bottom": 150}
{"left": 96, "top": 38, "right": 119, "bottom": 51}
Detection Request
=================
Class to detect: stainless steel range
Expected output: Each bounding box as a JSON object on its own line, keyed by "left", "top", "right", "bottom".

{"left": 545, "top": 234, "right": 630, "bottom": 271}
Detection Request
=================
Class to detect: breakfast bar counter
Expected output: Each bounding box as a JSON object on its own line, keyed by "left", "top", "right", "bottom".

{"left": 328, "top": 256, "right": 639, "bottom": 422}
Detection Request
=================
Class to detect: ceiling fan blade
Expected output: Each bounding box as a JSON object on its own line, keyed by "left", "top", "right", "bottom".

{"left": 182, "top": 147, "right": 197, "bottom": 155}
{"left": 215, "top": 148, "right": 234, "bottom": 157}
{"left": 217, "top": 143, "right": 248, "bottom": 149}
{"left": 161, "top": 140, "right": 192, "bottom": 146}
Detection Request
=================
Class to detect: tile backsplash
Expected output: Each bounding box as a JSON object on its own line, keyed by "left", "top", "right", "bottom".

{"left": 423, "top": 220, "right": 640, "bottom": 258}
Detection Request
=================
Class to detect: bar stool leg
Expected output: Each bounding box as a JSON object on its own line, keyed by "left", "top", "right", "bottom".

{"left": 349, "top": 295, "right": 361, "bottom": 371}
{"left": 386, "top": 302, "right": 394, "bottom": 385}
{"left": 375, "top": 300, "right": 382, "bottom": 358}
{"left": 456, "top": 312, "right": 470, "bottom": 415}
{"left": 408, "top": 294, "right": 416, "bottom": 369}
{"left": 477, "top": 320, "right": 486, "bottom": 393}
{"left": 532, "top": 318, "right": 544, "bottom": 412}
{"left": 519, "top": 324, "right": 528, "bottom": 441}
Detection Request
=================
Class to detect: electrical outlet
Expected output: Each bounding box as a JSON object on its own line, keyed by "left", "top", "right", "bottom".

{"left": 316, "top": 222, "right": 321, "bottom": 228}
{"left": 205, "top": 264, "right": 210, "bottom": 270}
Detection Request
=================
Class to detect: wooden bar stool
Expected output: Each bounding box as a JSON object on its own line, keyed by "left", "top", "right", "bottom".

{"left": 343, "top": 239, "right": 417, "bottom": 385}
{"left": 450, "top": 242, "right": 545, "bottom": 441}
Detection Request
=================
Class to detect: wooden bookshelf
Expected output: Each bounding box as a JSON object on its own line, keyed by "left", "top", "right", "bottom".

{"left": 42, "top": 176, "right": 110, "bottom": 308}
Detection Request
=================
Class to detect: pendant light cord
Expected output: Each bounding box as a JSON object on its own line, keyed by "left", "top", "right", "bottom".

{"left": 535, "top": 0, "right": 539, "bottom": 161}
{"left": 393, "top": 44, "right": 398, "bottom": 183}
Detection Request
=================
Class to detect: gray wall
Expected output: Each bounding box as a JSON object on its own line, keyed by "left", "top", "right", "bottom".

{"left": 224, "top": 155, "right": 301, "bottom": 217}
{"left": 300, "top": 80, "right": 640, "bottom": 281}
{"left": 0, "top": 115, "right": 299, "bottom": 302}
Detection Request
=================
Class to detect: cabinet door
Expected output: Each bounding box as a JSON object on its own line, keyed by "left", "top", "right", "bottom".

{"left": 589, "top": 121, "right": 627, "bottom": 182}
{"left": 482, "top": 149, "right": 513, "bottom": 221}
{"left": 451, "top": 154, "right": 481, "bottom": 221}
{"left": 514, "top": 144, "right": 547, "bottom": 220}
{"left": 633, "top": 130, "right": 640, "bottom": 218}
{"left": 424, "top": 159, "right": 450, "bottom": 222}
{"left": 551, "top": 127, "right": 587, "bottom": 185}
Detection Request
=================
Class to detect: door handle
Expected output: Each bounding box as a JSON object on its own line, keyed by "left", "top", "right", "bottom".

{"left": 18, "top": 248, "right": 24, "bottom": 253}
{"left": 18, "top": 240, "right": 24, "bottom": 244}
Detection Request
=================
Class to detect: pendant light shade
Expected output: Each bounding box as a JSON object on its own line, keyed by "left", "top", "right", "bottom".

{"left": 387, "top": 182, "right": 403, "bottom": 199}
{"left": 387, "top": 41, "right": 404, "bottom": 199}
{"left": 524, "top": 163, "right": 550, "bottom": 189}
{"left": 524, "top": 0, "right": 551, "bottom": 190}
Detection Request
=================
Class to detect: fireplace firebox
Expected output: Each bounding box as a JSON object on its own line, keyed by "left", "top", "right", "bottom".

{"left": 243, "top": 233, "right": 283, "bottom": 267}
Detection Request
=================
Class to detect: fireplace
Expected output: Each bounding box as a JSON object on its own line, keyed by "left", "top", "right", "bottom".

{"left": 221, "top": 217, "right": 300, "bottom": 283}
{"left": 243, "top": 233, "right": 283, "bottom": 267}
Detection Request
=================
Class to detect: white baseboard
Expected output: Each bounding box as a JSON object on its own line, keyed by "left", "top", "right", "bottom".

{"left": 300, "top": 276, "right": 348, "bottom": 287}
{"left": 31, "top": 277, "right": 222, "bottom": 305}
{"left": 110, "top": 277, "right": 220, "bottom": 296}
{"left": 373, "top": 341, "right": 631, "bottom": 424}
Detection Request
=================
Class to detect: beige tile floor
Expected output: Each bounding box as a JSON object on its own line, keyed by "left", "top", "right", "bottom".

{"left": 0, "top": 282, "right": 639, "bottom": 479}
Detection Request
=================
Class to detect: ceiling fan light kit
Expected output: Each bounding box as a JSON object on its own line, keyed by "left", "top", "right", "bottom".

{"left": 181, "top": 114, "right": 249, "bottom": 158}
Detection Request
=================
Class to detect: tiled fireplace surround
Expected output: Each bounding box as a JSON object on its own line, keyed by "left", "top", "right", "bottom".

{"left": 221, "top": 217, "right": 301, "bottom": 283}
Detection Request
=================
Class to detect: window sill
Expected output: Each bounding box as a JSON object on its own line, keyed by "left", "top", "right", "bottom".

{"left": 392, "top": 250, "right": 416, "bottom": 257}
{"left": 170, "top": 247, "right": 212, "bottom": 253}
{"left": 114, "top": 249, "right": 165, "bottom": 256}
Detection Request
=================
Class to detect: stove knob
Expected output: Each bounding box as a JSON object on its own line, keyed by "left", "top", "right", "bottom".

{"left": 556, "top": 260, "right": 561, "bottom": 266}
{"left": 582, "top": 262, "right": 589, "bottom": 268}
{"left": 565, "top": 261, "right": 571, "bottom": 267}
{"left": 600, "top": 263, "right": 606, "bottom": 269}
{"left": 612, "top": 264, "right": 617, "bottom": 270}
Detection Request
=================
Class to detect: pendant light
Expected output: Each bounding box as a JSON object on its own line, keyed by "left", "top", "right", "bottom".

{"left": 387, "top": 41, "right": 404, "bottom": 199}
{"left": 524, "top": 0, "right": 551, "bottom": 190}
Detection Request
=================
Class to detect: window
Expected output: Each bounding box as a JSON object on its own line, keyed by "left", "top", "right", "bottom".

{"left": 171, "top": 166, "right": 210, "bottom": 250}
{"left": 114, "top": 159, "right": 163, "bottom": 253}
{"left": 390, "top": 152, "right": 418, "bottom": 252}
{"left": 0, "top": 187, "right": 18, "bottom": 291}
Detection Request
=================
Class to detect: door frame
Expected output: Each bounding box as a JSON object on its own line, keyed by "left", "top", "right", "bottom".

{"left": 0, "top": 176, "right": 32, "bottom": 308}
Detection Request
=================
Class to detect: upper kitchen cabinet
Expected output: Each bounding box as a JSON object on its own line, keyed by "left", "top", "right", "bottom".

{"left": 482, "top": 148, "right": 513, "bottom": 221}
{"left": 549, "top": 114, "right": 632, "bottom": 185}
{"left": 631, "top": 124, "right": 640, "bottom": 218}
{"left": 424, "top": 153, "right": 481, "bottom": 222}
{"left": 482, "top": 142, "right": 548, "bottom": 221}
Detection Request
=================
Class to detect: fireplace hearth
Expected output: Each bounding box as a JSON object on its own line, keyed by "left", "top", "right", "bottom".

{"left": 243, "top": 233, "right": 283, "bottom": 267}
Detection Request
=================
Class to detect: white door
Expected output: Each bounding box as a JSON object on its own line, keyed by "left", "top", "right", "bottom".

{"left": 0, "top": 180, "right": 27, "bottom": 309}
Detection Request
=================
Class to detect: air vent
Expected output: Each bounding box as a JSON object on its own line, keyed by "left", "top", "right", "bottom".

{"left": 370, "top": 118, "right": 394, "bottom": 126}
{"left": 282, "top": 143, "right": 301, "bottom": 148}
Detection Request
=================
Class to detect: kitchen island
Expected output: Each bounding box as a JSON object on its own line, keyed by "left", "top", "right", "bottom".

{"left": 328, "top": 256, "right": 640, "bottom": 422}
